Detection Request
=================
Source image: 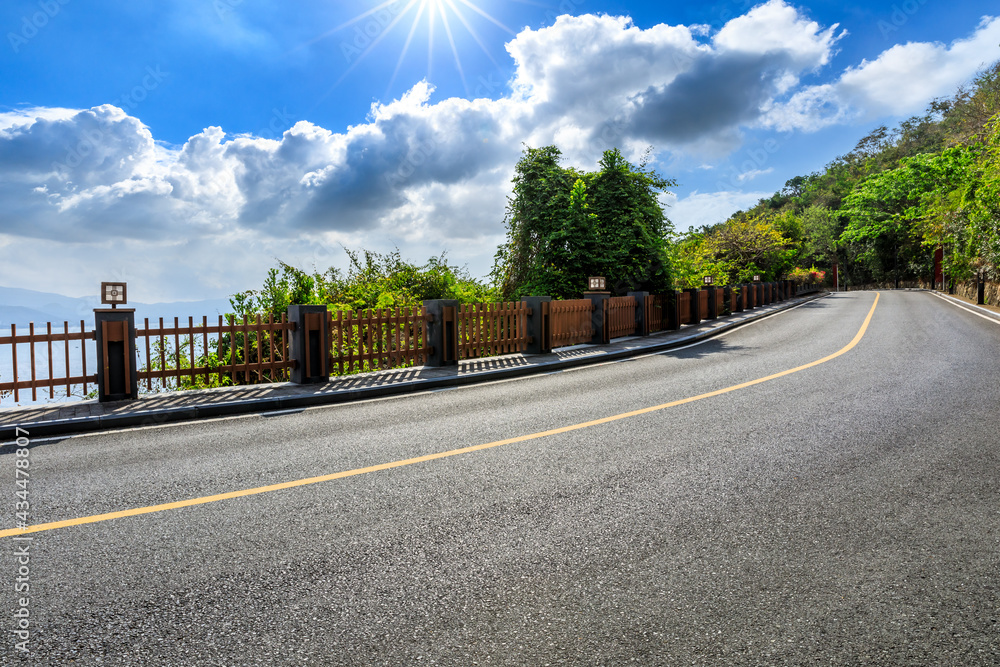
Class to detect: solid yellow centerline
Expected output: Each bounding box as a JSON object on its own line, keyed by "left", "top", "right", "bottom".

{"left": 0, "top": 293, "right": 879, "bottom": 539}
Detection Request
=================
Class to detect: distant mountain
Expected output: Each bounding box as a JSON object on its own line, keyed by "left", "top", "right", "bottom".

{"left": 0, "top": 286, "right": 235, "bottom": 329}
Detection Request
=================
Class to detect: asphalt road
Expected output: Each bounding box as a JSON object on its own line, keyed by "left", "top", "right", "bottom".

{"left": 2, "top": 290, "right": 999, "bottom": 665}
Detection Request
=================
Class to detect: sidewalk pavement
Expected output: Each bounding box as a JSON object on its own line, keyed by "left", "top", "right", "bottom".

{"left": 0, "top": 291, "right": 826, "bottom": 441}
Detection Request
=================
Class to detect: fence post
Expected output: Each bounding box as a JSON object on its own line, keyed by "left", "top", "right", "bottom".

{"left": 95, "top": 308, "right": 138, "bottom": 402}
{"left": 584, "top": 293, "right": 610, "bottom": 345}
{"left": 628, "top": 291, "right": 650, "bottom": 336}
{"left": 685, "top": 288, "right": 702, "bottom": 324}
{"left": 978, "top": 276, "right": 986, "bottom": 305}
{"left": 722, "top": 286, "right": 732, "bottom": 315}
{"left": 666, "top": 291, "right": 681, "bottom": 330}
{"left": 522, "top": 296, "right": 551, "bottom": 354}
{"left": 705, "top": 286, "right": 718, "bottom": 320}
{"left": 423, "top": 299, "right": 459, "bottom": 367}
{"left": 288, "top": 305, "right": 329, "bottom": 384}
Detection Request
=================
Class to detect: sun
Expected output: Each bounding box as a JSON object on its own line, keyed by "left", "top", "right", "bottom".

{"left": 313, "top": 0, "right": 514, "bottom": 97}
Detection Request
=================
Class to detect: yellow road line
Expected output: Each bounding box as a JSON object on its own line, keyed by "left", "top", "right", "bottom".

{"left": 0, "top": 293, "right": 880, "bottom": 539}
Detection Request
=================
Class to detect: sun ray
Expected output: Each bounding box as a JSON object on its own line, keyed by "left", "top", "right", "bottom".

{"left": 437, "top": 2, "right": 469, "bottom": 94}
{"left": 454, "top": 0, "right": 516, "bottom": 35}
{"left": 386, "top": 1, "right": 430, "bottom": 97}
{"left": 288, "top": 0, "right": 413, "bottom": 54}
{"left": 427, "top": 0, "right": 436, "bottom": 82}
{"left": 305, "top": 0, "right": 512, "bottom": 106}
{"left": 442, "top": 0, "right": 502, "bottom": 70}
{"left": 330, "top": 2, "right": 420, "bottom": 90}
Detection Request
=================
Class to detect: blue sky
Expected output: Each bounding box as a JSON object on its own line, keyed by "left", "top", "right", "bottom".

{"left": 1, "top": 0, "right": 998, "bottom": 302}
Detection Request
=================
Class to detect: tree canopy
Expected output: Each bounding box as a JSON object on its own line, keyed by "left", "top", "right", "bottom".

{"left": 493, "top": 146, "right": 677, "bottom": 299}
{"left": 683, "top": 59, "right": 1000, "bottom": 288}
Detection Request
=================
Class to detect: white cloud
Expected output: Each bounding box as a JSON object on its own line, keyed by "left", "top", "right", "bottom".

{"left": 663, "top": 190, "right": 771, "bottom": 231}
{"left": 714, "top": 0, "right": 845, "bottom": 70}
{"left": 736, "top": 168, "right": 774, "bottom": 182}
{"left": 838, "top": 15, "right": 1000, "bottom": 115}
{"left": 765, "top": 15, "right": 1000, "bottom": 130}
{"left": 0, "top": 3, "right": 992, "bottom": 300}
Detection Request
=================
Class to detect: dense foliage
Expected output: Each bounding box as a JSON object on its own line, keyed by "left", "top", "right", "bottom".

{"left": 678, "top": 61, "right": 1000, "bottom": 288}
{"left": 492, "top": 146, "right": 677, "bottom": 299}
{"left": 231, "top": 249, "right": 494, "bottom": 319}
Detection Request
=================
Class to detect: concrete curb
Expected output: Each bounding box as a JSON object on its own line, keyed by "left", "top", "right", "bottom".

{"left": 1, "top": 291, "right": 826, "bottom": 441}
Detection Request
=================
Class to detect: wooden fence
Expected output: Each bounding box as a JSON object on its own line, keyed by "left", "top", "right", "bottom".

{"left": 328, "top": 307, "right": 432, "bottom": 375}
{"left": 456, "top": 302, "right": 530, "bottom": 360}
{"left": 546, "top": 299, "right": 594, "bottom": 348}
{"left": 136, "top": 314, "right": 294, "bottom": 391}
{"left": 678, "top": 291, "right": 692, "bottom": 324}
{"left": 1, "top": 282, "right": 811, "bottom": 406}
{"left": 0, "top": 321, "right": 95, "bottom": 402}
{"left": 606, "top": 296, "right": 636, "bottom": 339}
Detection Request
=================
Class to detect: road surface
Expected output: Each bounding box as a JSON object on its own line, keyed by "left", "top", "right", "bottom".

{"left": 2, "top": 290, "right": 998, "bottom": 665}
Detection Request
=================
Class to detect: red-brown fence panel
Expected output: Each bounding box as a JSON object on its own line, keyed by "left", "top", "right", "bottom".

{"left": 607, "top": 296, "right": 636, "bottom": 339}
{"left": 547, "top": 299, "right": 594, "bottom": 349}
{"left": 0, "top": 321, "right": 96, "bottom": 404}
{"left": 716, "top": 288, "right": 726, "bottom": 316}
{"left": 329, "top": 307, "right": 432, "bottom": 375}
{"left": 455, "top": 302, "right": 530, "bottom": 360}
{"left": 699, "top": 289, "right": 709, "bottom": 317}
{"left": 678, "top": 292, "right": 692, "bottom": 324}
{"left": 136, "top": 314, "right": 294, "bottom": 391}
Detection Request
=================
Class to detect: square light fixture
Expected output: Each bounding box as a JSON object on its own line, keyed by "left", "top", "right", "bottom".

{"left": 588, "top": 276, "right": 606, "bottom": 291}
{"left": 101, "top": 282, "right": 127, "bottom": 307}
{"left": 703, "top": 276, "right": 714, "bottom": 285}
{"left": 753, "top": 275, "right": 761, "bottom": 282}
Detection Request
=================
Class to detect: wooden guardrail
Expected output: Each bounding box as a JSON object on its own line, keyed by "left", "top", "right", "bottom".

{"left": 1, "top": 281, "right": 813, "bottom": 405}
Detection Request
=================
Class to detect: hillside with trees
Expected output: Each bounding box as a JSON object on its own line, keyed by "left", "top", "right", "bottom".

{"left": 677, "top": 61, "right": 1000, "bottom": 294}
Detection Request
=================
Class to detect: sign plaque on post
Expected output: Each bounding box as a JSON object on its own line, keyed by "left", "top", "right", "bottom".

{"left": 101, "top": 282, "right": 127, "bottom": 309}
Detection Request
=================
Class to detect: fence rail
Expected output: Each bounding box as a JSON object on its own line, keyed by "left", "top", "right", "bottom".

{"left": 456, "top": 302, "right": 530, "bottom": 360}
{"left": 606, "top": 296, "right": 637, "bottom": 339}
{"left": 329, "top": 307, "right": 432, "bottom": 375}
{"left": 135, "top": 314, "right": 294, "bottom": 392}
{"left": 678, "top": 292, "right": 692, "bottom": 324}
{"left": 546, "top": 299, "right": 594, "bottom": 349}
{"left": 0, "top": 321, "right": 95, "bottom": 402}
{"left": 645, "top": 295, "right": 665, "bottom": 333}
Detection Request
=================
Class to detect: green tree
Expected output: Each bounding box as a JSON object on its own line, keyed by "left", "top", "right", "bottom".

{"left": 494, "top": 145, "right": 676, "bottom": 299}
{"left": 701, "top": 213, "right": 795, "bottom": 283}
